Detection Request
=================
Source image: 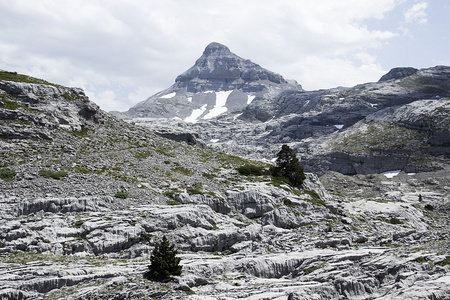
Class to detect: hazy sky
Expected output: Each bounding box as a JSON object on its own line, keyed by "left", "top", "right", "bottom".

{"left": 1, "top": 0, "right": 448, "bottom": 111}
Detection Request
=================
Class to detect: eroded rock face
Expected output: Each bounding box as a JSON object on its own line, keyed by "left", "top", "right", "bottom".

{"left": 1, "top": 68, "right": 450, "bottom": 299}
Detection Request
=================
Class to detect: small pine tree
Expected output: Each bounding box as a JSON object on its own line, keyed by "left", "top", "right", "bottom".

{"left": 271, "top": 144, "right": 306, "bottom": 188}
{"left": 146, "top": 235, "right": 182, "bottom": 281}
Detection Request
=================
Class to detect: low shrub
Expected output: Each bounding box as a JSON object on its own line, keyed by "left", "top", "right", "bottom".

{"left": 388, "top": 217, "right": 404, "bottom": 225}
{"left": 424, "top": 204, "right": 434, "bottom": 211}
{"left": 438, "top": 256, "right": 450, "bottom": 266}
{"left": 38, "top": 169, "right": 68, "bottom": 180}
{"left": 0, "top": 167, "right": 16, "bottom": 182}
{"left": 236, "top": 164, "right": 265, "bottom": 176}
{"left": 114, "top": 190, "right": 129, "bottom": 199}
{"left": 166, "top": 200, "right": 181, "bottom": 205}
{"left": 172, "top": 166, "right": 193, "bottom": 176}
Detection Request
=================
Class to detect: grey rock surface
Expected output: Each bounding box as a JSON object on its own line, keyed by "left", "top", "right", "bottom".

{"left": 1, "top": 66, "right": 449, "bottom": 299}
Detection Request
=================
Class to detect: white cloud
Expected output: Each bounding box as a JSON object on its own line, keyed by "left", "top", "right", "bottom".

{"left": 404, "top": 2, "right": 428, "bottom": 24}
{"left": 0, "top": 0, "right": 411, "bottom": 111}
{"left": 290, "top": 56, "right": 386, "bottom": 90}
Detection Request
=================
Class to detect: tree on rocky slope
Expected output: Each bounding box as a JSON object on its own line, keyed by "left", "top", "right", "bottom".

{"left": 145, "top": 235, "right": 182, "bottom": 281}
{"left": 271, "top": 144, "right": 306, "bottom": 188}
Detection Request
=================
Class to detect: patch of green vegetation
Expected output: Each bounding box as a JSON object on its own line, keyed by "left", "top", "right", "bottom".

{"left": 172, "top": 166, "right": 193, "bottom": 176}
{"left": 202, "top": 172, "right": 216, "bottom": 179}
{"left": 0, "top": 252, "right": 67, "bottom": 264}
{"left": 0, "top": 167, "right": 16, "bottom": 182}
{"left": 0, "top": 70, "right": 59, "bottom": 86}
{"left": 166, "top": 199, "right": 181, "bottom": 206}
{"left": 156, "top": 148, "right": 175, "bottom": 157}
{"left": 74, "top": 165, "right": 92, "bottom": 174}
{"left": 269, "top": 175, "right": 291, "bottom": 188}
{"left": 163, "top": 190, "right": 176, "bottom": 199}
{"left": 211, "top": 224, "right": 219, "bottom": 230}
{"left": 236, "top": 164, "right": 265, "bottom": 176}
{"left": 73, "top": 220, "right": 84, "bottom": 228}
{"left": 134, "top": 150, "right": 152, "bottom": 160}
{"left": 424, "top": 204, "right": 434, "bottom": 211}
{"left": 38, "top": 169, "right": 68, "bottom": 180}
{"left": 303, "top": 262, "right": 327, "bottom": 275}
{"left": 399, "top": 74, "right": 450, "bottom": 94}
{"left": 114, "top": 187, "right": 129, "bottom": 199}
{"left": 140, "top": 232, "right": 153, "bottom": 242}
{"left": 292, "top": 189, "right": 326, "bottom": 206}
{"left": 186, "top": 184, "right": 203, "bottom": 195}
{"left": 217, "top": 153, "right": 248, "bottom": 168}
{"left": 382, "top": 217, "right": 404, "bottom": 225}
{"left": 437, "top": 256, "right": 450, "bottom": 267}
{"left": 69, "top": 127, "right": 90, "bottom": 137}
{"left": 414, "top": 257, "right": 428, "bottom": 264}
{"left": 61, "top": 91, "right": 81, "bottom": 101}
{"left": 283, "top": 198, "right": 296, "bottom": 207}
{"left": 332, "top": 122, "right": 427, "bottom": 154}
{"left": 113, "top": 174, "right": 139, "bottom": 184}
{"left": 0, "top": 97, "right": 21, "bottom": 110}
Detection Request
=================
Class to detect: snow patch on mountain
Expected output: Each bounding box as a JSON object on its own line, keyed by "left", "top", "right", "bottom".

{"left": 185, "top": 104, "right": 208, "bottom": 123}
{"left": 160, "top": 92, "right": 176, "bottom": 99}
{"left": 204, "top": 90, "right": 233, "bottom": 119}
{"left": 247, "top": 95, "right": 256, "bottom": 105}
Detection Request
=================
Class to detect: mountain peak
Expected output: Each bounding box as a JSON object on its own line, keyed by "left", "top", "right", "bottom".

{"left": 202, "top": 42, "right": 231, "bottom": 57}
{"left": 174, "top": 42, "right": 296, "bottom": 93}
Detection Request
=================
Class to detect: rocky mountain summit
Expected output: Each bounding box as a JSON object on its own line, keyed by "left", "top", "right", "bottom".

{"left": 1, "top": 69, "right": 450, "bottom": 299}
{"left": 120, "top": 42, "right": 302, "bottom": 122}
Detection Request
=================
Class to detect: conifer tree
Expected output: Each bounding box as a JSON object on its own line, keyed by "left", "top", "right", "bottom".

{"left": 271, "top": 144, "right": 306, "bottom": 188}
{"left": 146, "top": 235, "right": 182, "bottom": 281}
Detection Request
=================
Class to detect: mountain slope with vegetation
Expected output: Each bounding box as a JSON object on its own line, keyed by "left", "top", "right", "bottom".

{"left": 0, "top": 70, "right": 449, "bottom": 299}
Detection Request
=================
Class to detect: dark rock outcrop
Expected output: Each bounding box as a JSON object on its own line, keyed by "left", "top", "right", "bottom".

{"left": 378, "top": 67, "right": 418, "bottom": 82}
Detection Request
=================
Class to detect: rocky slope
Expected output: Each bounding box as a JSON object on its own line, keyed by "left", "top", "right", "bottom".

{"left": 1, "top": 72, "right": 450, "bottom": 299}
{"left": 120, "top": 43, "right": 450, "bottom": 177}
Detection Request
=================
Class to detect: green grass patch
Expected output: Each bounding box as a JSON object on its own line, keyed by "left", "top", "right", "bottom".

{"left": 166, "top": 199, "right": 181, "bottom": 205}
{"left": 303, "top": 262, "right": 326, "bottom": 275}
{"left": 236, "top": 164, "right": 265, "bottom": 176}
{"left": 283, "top": 198, "right": 296, "bottom": 207}
{"left": 38, "top": 169, "right": 68, "bottom": 180}
{"left": 0, "top": 167, "right": 16, "bottom": 182}
{"left": 73, "top": 220, "right": 84, "bottom": 228}
{"left": 156, "top": 148, "right": 175, "bottom": 157}
{"left": 69, "top": 127, "right": 90, "bottom": 137}
{"left": 187, "top": 185, "right": 203, "bottom": 195}
{"left": 331, "top": 122, "right": 427, "bottom": 154}
{"left": 172, "top": 166, "right": 193, "bottom": 176}
{"left": 0, "top": 97, "right": 21, "bottom": 110}
{"left": 134, "top": 150, "right": 152, "bottom": 160}
{"left": 0, "top": 252, "right": 67, "bottom": 264}
{"left": 292, "top": 189, "right": 326, "bottom": 206}
{"left": 0, "top": 70, "right": 58, "bottom": 86}
{"left": 438, "top": 256, "right": 450, "bottom": 267}
{"left": 387, "top": 217, "right": 404, "bottom": 225}
{"left": 61, "top": 92, "right": 81, "bottom": 101}
{"left": 140, "top": 232, "right": 153, "bottom": 242}
{"left": 114, "top": 190, "right": 129, "bottom": 199}
{"left": 202, "top": 172, "right": 216, "bottom": 179}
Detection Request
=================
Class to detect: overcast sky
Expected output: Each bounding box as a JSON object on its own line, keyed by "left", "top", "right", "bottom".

{"left": 1, "top": 0, "right": 449, "bottom": 111}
